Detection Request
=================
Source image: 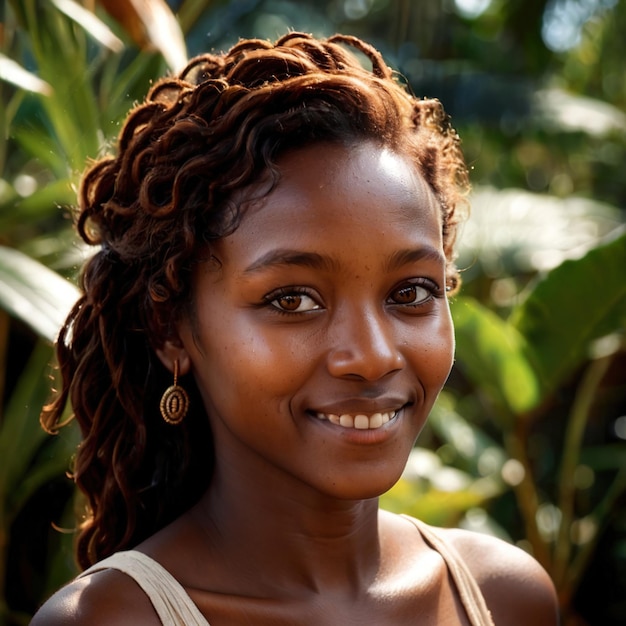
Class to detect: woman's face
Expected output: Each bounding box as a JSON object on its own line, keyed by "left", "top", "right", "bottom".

{"left": 174, "top": 140, "right": 455, "bottom": 500}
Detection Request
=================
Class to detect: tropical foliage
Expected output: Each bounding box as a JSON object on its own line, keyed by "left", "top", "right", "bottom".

{"left": 1, "top": 1, "right": 624, "bottom": 624}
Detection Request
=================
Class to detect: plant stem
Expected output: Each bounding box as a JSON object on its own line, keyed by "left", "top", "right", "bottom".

{"left": 0, "top": 491, "right": 7, "bottom": 623}
{"left": 552, "top": 353, "right": 613, "bottom": 589}
{"left": 0, "top": 312, "right": 7, "bottom": 615}
{"left": 0, "top": 310, "right": 8, "bottom": 420}
{"left": 506, "top": 429, "right": 552, "bottom": 569}
{"left": 563, "top": 465, "right": 626, "bottom": 608}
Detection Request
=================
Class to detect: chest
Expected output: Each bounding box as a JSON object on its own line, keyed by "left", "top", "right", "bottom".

{"left": 187, "top": 569, "right": 474, "bottom": 626}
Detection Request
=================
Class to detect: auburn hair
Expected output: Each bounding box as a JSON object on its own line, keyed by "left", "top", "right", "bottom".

{"left": 41, "top": 32, "right": 469, "bottom": 569}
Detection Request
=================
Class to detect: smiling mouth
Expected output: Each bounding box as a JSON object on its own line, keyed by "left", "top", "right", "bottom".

{"left": 314, "top": 410, "right": 398, "bottom": 430}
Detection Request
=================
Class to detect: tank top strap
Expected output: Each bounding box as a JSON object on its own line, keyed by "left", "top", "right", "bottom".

{"left": 401, "top": 515, "right": 495, "bottom": 626}
{"left": 78, "top": 550, "right": 210, "bottom": 626}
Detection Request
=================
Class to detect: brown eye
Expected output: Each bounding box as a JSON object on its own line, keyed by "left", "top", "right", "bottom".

{"left": 389, "top": 283, "right": 431, "bottom": 306}
{"left": 276, "top": 294, "right": 303, "bottom": 311}
{"left": 269, "top": 290, "right": 321, "bottom": 313}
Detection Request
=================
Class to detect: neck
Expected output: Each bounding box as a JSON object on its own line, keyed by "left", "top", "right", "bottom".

{"left": 191, "top": 460, "right": 384, "bottom": 596}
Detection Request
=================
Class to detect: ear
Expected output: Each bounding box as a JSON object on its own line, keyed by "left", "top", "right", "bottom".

{"left": 155, "top": 335, "right": 192, "bottom": 376}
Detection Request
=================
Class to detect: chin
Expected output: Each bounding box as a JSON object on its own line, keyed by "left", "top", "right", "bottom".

{"left": 326, "top": 471, "right": 404, "bottom": 502}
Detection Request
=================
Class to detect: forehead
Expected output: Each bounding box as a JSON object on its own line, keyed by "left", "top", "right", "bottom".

{"left": 277, "top": 141, "right": 439, "bottom": 222}
{"left": 213, "top": 141, "right": 444, "bottom": 267}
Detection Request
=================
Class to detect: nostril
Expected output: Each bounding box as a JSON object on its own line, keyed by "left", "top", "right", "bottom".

{"left": 326, "top": 346, "right": 404, "bottom": 381}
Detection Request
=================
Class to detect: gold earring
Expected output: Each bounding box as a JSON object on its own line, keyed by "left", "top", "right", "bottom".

{"left": 160, "top": 360, "right": 189, "bottom": 425}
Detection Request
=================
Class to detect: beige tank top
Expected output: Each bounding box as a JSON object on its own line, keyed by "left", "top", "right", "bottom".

{"left": 78, "top": 517, "right": 494, "bottom": 625}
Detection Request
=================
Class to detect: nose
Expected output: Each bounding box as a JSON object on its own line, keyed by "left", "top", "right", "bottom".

{"left": 326, "top": 307, "right": 405, "bottom": 381}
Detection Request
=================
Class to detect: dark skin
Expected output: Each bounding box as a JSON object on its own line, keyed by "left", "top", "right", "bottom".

{"left": 32, "top": 142, "right": 559, "bottom": 625}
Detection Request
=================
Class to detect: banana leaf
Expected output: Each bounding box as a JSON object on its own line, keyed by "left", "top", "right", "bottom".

{"left": 511, "top": 228, "right": 626, "bottom": 396}
{"left": 0, "top": 245, "right": 79, "bottom": 343}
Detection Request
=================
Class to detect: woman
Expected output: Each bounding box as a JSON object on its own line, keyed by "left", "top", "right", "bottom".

{"left": 32, "top": 33, "right": 558, "bottom": 624}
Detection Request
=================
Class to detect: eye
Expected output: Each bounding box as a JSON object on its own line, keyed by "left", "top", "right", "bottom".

{"left": 388, "top": 280, "right": 437, "bottom": 307}
{"left": 267, "top": 289, "right": 321, "bottom": 313}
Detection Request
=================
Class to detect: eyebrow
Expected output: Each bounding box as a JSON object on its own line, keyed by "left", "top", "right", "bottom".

{"left": 243, "top": 249, "right": 340, "bottom": 274}
{"left": 385, "top": 246, "right": 446, "bottom": 272}
{"left": 244, "top": 246, "right": 445, "bottom": 275}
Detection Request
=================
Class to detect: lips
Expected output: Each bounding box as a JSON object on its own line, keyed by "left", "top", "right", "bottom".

{"left": 314, "top": 410, "right": 398, "bottom": 430}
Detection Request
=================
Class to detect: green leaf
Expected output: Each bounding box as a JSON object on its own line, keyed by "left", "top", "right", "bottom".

{"left": 429, "top": 394, "right": 507, "bottom": 475}
{"left": 511, "top": 228, "right": 626, "bottom": 394}
{"left": 0, "top": 337, "right": 78, "bottom": 531}
{"left": 24, "top": 3, "right": 102, "bottom": 171}
{"left": 8, "top": 428, "right": 78, "bottom": 518}
{"left": 0, "top": 54, "right": 52, "bottom": 96}
{"left": 381, "top": 446, "right": 505, "bottom": 526}
{"left": 0, "top": 180, "right": 75, "bottom": 228}
{"left": 11, "top": 125, "right": 72, "bottom": 177}
{"left": 381, "top": 476, "right": 491, "bottom": 527}
{"left": 0, "top": 341, "right": 51, "bottom": 519}
{"left": 451, "top": 297, "right": 542, "bottom": 420}
{"left": 0, "top": 245, "right": 80, "bottom": 342}
{"left": 50, "top": 0, "right": 124, "bottom": 53}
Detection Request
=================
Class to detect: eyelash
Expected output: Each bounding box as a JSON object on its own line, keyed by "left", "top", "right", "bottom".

{"left": 263, "top": 278, "right": 442, "bottom": 316}
{"left": 387, "top": 278, "right": 441, "bottom": 308}
{"left": 263, "top": 287, "right": 321, "bottom": 315}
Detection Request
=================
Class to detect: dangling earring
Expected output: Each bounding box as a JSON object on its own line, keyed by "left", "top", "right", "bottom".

{"left": 160, "top": 360, "right": 189, "bottom": 425}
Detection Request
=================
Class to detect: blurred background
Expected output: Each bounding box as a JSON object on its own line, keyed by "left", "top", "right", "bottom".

{"left": 1, "top": 0, "right": 625, "bottom": 624}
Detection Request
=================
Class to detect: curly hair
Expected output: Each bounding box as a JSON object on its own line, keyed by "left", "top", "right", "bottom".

{"left": 41, "top": 32, "right": 469, "bottom": 570}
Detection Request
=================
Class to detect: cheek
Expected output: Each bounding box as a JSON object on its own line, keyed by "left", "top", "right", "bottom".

{"left": 409, "top": 313, "right": 455, "bottom": 390}
{"left": 230, "top": 321, "right": 309, "bottom": 383}
{"left": 192, "top": 313, "right": 308, "bottom": 406}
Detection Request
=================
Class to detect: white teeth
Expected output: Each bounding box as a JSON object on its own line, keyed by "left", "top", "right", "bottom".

{"left": 369, "top": 413, "right": 383, "bottom": 428}
{"left": 354, "top": 415, "right": 369, "bottom": 429}
{"left": 315, "top": 410, "right": 397, "bottom": 430}
{"left": 339, "top": 414, "right": 354, "bottom": 428}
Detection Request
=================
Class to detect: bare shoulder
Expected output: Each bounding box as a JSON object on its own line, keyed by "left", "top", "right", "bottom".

{"left": 442, "top": 526, "right": 559, "bottom": 625}
{"left": 30, "top": 568, "right": 160, "bottom": 625}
